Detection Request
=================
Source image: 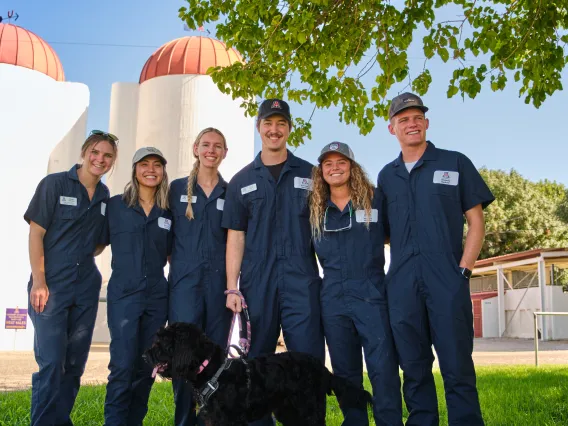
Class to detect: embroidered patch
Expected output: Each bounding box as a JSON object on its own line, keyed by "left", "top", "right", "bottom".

{"left": 355, "top": 209, "right": 378, "bottom": 223}
{"left": 329, "top": 143, "right": 339, "bottom": 151}
{"left": 241, "top": 184, "right": 257, "bottom": 195}
{"left": 158, "top": 217, "right": 172, "bottom": 231}
{"left": 433, "top": 171, "right": 459, "bottom": 186}
{"left": 60, "top": 196, "right": 77, "bottom": 206}
{"left": 294, "top": 177, "right": 313, "bottom": 191}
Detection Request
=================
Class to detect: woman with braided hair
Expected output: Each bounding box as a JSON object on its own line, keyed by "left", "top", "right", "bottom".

{"left": 309, "top": 142, "right": 402, "bottom": 426}
{"left": 167, "top": 128, "right": 231, "bottom": 426}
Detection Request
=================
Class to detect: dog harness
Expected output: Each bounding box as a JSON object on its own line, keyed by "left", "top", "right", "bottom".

{"left": 196, "top": 357, "right": 250, "bottom": 410}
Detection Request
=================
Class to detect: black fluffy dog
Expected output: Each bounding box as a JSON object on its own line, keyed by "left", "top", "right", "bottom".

{"left": 144, "top": 322, "right": 372, "bottom": 426}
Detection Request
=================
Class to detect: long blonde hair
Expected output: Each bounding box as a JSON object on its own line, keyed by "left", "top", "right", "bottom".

{"left": 123, "top": 160, "right": 169, "bottom": 210}
{"left": 185, "top": 128, "right": 228, "bottom": 219}
{"left": 309, "top": 160, "right": 375, "bottom": 241}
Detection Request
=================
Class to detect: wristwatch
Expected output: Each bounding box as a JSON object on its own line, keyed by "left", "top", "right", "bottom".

{"left": 459, "top": 267, "right": 472, "bottom": 279}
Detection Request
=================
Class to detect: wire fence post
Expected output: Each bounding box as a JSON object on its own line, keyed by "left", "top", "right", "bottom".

{"left": 533, "top": 312, "right": 568, "bottom": 367}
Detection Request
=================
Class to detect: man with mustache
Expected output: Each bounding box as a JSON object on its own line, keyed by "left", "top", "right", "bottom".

{"left": 222, "top": 99, "right": 325, "bottom": 426}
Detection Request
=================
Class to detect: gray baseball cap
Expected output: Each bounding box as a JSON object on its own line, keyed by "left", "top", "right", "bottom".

{"left": 317, "top": 141, "right": 355, "bottom": 163}
{"left": 132, "top": 147, "right": 167, "bottom": 165}
{"left": 388, "top": 92, "right": 429, "bottom": 119}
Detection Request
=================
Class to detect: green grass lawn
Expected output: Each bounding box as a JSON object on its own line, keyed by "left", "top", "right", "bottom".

{"left": 1, "top": 366, "right": 567, "bottom": 425}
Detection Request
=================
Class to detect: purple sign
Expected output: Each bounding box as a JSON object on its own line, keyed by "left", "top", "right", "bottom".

{"left": 5, "top": 308, "right": 27, "bottom": 329}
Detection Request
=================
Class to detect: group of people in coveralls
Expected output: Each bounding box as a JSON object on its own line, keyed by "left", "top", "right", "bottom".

{"left": 25, "top": 91, "right": 494, "bottom": 426}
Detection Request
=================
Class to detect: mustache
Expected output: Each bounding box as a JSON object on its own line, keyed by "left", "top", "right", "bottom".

{"left": 264, "top": 132, "right": 283, "bottom": 138}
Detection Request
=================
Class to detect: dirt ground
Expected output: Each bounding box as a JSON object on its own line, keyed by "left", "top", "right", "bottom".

{"left": 1, "top": 338, "right": 567, "bottom": 392}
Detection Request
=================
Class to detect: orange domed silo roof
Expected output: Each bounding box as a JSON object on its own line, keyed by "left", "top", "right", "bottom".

{"left": 139, "top": 36, "right": 242, "bottom": 84}
{"left": 0, "top": 23, "right": 65, "bottom": 81}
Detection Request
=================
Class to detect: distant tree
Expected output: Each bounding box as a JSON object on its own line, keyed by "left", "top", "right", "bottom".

{"left": 479, "top": 169, "right": 568, "bottom": 259}
{"left": 179, "top": 1, "right": 568, "bottom": 146}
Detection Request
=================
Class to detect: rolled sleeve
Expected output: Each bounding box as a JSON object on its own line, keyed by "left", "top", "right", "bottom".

{"left": 458, "top": 154, "right": 495, "bottom": 212}
{"left": 24, "top": 176, "right": 58, "bottom": 230}
{"left": 221, "top": 180, "right": 248, "bottom": 231}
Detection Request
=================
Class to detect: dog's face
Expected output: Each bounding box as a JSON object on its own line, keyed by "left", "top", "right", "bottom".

{"left": 144, "top": 322, "right": 216, "bottom": 382}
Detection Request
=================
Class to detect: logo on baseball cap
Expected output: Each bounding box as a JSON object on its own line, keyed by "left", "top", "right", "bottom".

{"left": 318, "top": 141, "right": 355, "bottom": 163}
{"left": 132, "top": 147, "right": 167, "bottom": 166}
{"left": 257, "top": 98, "right": 292, "bottom": 124}
{"left": 388, "top": 92, "right": 429, "bottom": 119}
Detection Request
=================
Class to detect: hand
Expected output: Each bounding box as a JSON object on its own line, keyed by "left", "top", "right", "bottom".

{"left": 30, "top": 281, "right": 49, "bottom": 313}
{"left": 226, "top": 293, "right": 242, "bottom": 313}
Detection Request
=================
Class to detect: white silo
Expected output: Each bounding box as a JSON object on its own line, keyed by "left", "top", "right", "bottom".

{"left": 0, "top": 23, "right": 90, "bottom": 350}
{"left": 93, "top": 36, "right": 255, "bottom": 343}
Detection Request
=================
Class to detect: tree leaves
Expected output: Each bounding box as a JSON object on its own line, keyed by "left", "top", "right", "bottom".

{"left": 478, "top": 169, "right": 568, "bottom": 259}
{"left": 179, "top": 0, "right": 568, "bottom": 146}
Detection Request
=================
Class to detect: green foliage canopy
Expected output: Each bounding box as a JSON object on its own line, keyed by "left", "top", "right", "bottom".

{"left": 480, "top": 169, "right": 568, "bottom": 259}
{"left": 180, "top": 0, "right": 568, "bottom": 146}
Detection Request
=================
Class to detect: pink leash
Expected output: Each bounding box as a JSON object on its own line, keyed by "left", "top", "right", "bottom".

{"left": 224, "top": 289, "right": 251, "bottom": 358}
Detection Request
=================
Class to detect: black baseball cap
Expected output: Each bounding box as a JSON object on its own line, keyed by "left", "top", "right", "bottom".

{"left": 318, "top": 141, "right": 355, "bottom": 164}
{"left": 257, "top": 99, "right": 292, "bottom": 124}
{"left": 388, "top": 92, "right": 429, "bottom": 119}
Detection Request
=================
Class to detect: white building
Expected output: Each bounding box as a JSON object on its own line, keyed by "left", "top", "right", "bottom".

{"left": 0, "top": 23, "right": 90, "bottom": 350}
{"left": 471, "top": 248, "right": 568, "bottom": 341}
{"left": 92, "top": 36, "right": 255, "bottom": 343}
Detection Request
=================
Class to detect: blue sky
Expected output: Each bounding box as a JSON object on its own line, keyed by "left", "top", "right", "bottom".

{"left": 8, "top": 0, "right": 568, "bottom": 185}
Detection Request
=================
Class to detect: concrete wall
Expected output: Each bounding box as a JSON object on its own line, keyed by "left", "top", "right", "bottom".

{"left": 550, "top": 286, "right": 568, "bottom": 340}
{"left": 503, "top": 287, "right": 540, "bottom": 339}
{"left": 482, "top": 297, "right": 499, "bottom": 338}
{"left": 0, "top": 64, "right": 89, "bottom": 350}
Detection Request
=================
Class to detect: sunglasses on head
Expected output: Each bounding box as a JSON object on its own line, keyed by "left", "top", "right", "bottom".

{"left": 90, "top": 130, "right": 119, "bottom": 143}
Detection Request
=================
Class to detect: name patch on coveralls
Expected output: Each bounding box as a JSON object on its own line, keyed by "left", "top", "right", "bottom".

{"left": 180, "top": 195, "right": 197, "bottom": 203}
{"left": 355, "top": 209, "right": 378, "bottom": 223}
{"left": 60, "top": 196, "right": 77, "bottom": 206}
{"left": 294, "top": 177, "right": 313, "bottom": 191}
{"left": 433, "top": 171, "right": 459, "bottom": 186}
{"left": 158, "top": 217, "right": 172, "bottom": 231}
{"left": 217, "top": 199, "right": 225, "bottom": 211}
{"left": 241, "top": 184, "right": 257, "bottom": 195}
{"left": 101, "top": 202, "right": 106, "bottom": 216}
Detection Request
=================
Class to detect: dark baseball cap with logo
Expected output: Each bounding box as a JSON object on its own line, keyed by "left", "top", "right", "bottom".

{"left": 388, "top": 92, "right": 429, "bottom": 119}
{"left": 318, "top": 141, "right": 356, "bottom": 164}
{"left": 257, "top": 98, "right": 292, "bottom": 124}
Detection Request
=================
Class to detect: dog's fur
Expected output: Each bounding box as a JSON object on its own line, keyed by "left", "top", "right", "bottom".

{"left": 144, "top": 322, "right": 372, "bottom": 426}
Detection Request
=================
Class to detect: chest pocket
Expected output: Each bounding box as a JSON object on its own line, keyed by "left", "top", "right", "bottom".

{"left": 58, "top": 205, "right": 80, "bottom": 221}
{"left": 243, "top": 187, "right": 265, "bottom": 218}
{"left": 294, "top": 189, "right": 310, "bottom": 217}
{"left": 432, "top": 183, "right": 459, "bottom": 200}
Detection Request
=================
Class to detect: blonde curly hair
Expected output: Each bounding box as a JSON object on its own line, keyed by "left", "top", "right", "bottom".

{"left": 309, "top": 159, "right": 375, "bottom": 241}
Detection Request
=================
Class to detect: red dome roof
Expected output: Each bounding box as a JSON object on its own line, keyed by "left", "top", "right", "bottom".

{"left": 139, "top": 36, "right": 242, "bottom": 84}
{"left": 0, "top": 23, "right": 64, "bottom": 81}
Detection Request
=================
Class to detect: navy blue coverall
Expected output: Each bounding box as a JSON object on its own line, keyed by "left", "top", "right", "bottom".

{"left": 313, "top": 192, "right": 402, "bottom": 426}
{"left": 378, "top": 142, "right": 494, "bottom": 426}
{"left": 168, "top": 176, "right": 232, "bottom": 426}
{"left": 222, "top": 150, "right": 325, "bottom": 426}
{"left": 24, "top": 164, "right": 109, "bottom": 426}
{"left": 102, "top": 194, "right": 172, "bottom": 426}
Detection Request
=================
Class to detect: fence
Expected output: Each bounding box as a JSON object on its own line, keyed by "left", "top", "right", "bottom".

{"left": 533, "top": 311, "right": 568, "bottom": 367}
